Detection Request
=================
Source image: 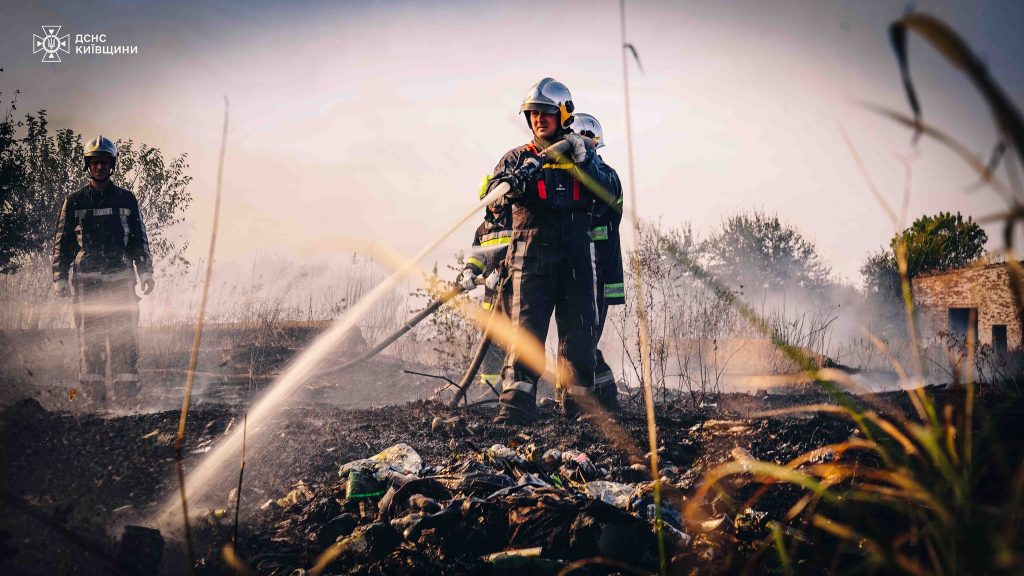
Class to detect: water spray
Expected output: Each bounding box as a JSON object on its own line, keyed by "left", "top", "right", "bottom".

{"left": 152, "top": 141, "right": 572, "bottom": 530}
{"left": 172, "top": 95, "right": 229, "bottom": 572}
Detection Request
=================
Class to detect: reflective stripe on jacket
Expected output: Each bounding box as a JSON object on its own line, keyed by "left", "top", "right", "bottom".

{"left": 590, "top": 156, "right": 625, "bottom": 306}
{"left": 487, "top": 138, "right": 617, "bottom": 261}
{"left": 52, "top": 184, "right": 153, "bottom": 283}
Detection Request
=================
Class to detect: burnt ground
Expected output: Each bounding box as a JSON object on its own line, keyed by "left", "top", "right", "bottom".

{"left": 2, "top": 385, "right": 1022, "bottom": 575}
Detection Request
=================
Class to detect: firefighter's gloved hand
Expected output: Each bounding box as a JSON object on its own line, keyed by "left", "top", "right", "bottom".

{"left": 53, "top": 281, "right": 70, "bottom": 298}
{"left": 484, "top": 270, "right": 501, "bottom": 291}
{"left": 563, "top": 134, "right": 595, "bottom": 164}
{"left": 457, "top": 269, "right": 479, "bottom": 291}
{"left": 494, "top": 173, "right": 525, "bottom": 201}
{"left": 141, "top": 275, "right": 155, "bottom": 295}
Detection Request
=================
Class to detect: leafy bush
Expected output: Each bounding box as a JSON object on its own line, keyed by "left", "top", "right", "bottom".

{"left": 0, "top": 101, "right": 192, "bottom": 273}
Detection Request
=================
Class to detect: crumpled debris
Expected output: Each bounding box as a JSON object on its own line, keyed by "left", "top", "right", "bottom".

{"left": 338, "top": 442, "right": 423, "bottom": 482}
{"left": 701, "top": 516, "right": 726, "bottom": 532}
{"left": 254, "top": 436, "right": 696, "bottom": 574}
{"left": 733, "top": 507, "right": 769, "bottom": 539}
{"left": 730, "top": 446, "right": 755, "bottom": 472}
{"left": 481, "top": 546, "right": 565, "bottom": 575}
{"left": 482, "top": 443, "right": 516, "bottom": 465}
{"left": 7, "top": 382, "right": 910, "bottom": 576}
{"left": 275, "top": 480, "right": 315, "bottom": 508}
{"left": 585, "top": 480, "right": 632, "bottom": 509}
{"left": 430, "top": 416, "right": 468, "bottom": 436}
{"left": 629, "top": 481, "right": 687, "bottom": 536}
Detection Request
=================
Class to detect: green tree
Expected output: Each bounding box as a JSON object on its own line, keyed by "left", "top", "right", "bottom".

{"left": 859, "top": 249, "right": 900, "bottom": 298}
{"left": 0, "top": 92, "right": 31, "bottom": 269}
{"left": 701, "top": 210, "right": 832, "bottom": 294}
{"left": 896, "top": 212, "right": 987, "bottom": 277}
{"left": 860, "top": 212, "right": 987, "bottom": 295}
{"left": 0, "top": 108, "right": 193, "bottom": 273}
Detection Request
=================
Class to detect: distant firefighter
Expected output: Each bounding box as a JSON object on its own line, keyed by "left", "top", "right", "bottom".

{"left": 52, "top": 135, "right": 155, "bottom": 405}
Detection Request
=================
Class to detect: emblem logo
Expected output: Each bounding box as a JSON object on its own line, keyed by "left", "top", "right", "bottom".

{"left": 33, "top": 26, "right": 70, "bottom": 63}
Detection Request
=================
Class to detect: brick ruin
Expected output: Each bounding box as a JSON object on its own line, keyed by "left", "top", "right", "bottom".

{"left": 912, "top": 262, "right": 1022, "bottom": 353}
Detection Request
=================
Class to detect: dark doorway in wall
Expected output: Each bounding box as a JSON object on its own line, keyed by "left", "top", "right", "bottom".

{"left": 992, "top": 325, "right": 1008, "bottom": 357}
{"left": 948, "top": 308, "right": 978, "bottom": 344}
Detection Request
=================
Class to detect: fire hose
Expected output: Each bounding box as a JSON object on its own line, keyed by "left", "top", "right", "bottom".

{"left": 332, "top": 283, "right": 466, "bottom": 372}
{"left": 449, "top": 296, "right": 499, "bottom": 406}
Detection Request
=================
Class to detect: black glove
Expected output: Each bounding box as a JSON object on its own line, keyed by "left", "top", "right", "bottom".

{"left": 493, "top": 172, "right": 525, "bottom": 201}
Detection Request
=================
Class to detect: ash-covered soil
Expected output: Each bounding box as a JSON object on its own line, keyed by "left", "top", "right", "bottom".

{"left": 1, "top": 388, "right": 1021, "bottom": 575}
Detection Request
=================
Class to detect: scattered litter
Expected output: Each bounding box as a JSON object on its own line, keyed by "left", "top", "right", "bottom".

{"left": 275, "top": 481, "right": 315, "bottom": 508}
{"left": 338, "top": 443, "right": 423, "bottom": 482}
{"left": 260, "top": 438, "right": 668, "bottom": 572}
{"left": 734, "top": 507, "right": 769, "bottom": 538}
{"left": 345, "top": 468, "right": 385, "bottom": 500}
{"left": 190, "top": 437, "right": 214, "bottom": 455}
{"left": 701, "top": 516, "right": 726, "bottom": 531}
{"left": 481, "top": 546, "right": 542, "bottom": 561}
{"left": 586, "top": 480, "right": 632, "bottom": 509}
{"left": 730, "top": 446, "right": 755, "bottom": 472}
{"left": 482, "top": 444, "right": 516, "bottom": 465}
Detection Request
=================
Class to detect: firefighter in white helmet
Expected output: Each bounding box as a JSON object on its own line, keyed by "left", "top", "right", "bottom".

{"left": 52, "top": 135, "right": 154, "bottom": 406}
{"left": 571, "top": 113, "right": 624, "bottom": 410}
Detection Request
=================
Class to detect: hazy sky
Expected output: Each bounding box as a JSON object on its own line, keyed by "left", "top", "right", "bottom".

{"left": 4, "top": 0, "right": 1023, "bottom": 284}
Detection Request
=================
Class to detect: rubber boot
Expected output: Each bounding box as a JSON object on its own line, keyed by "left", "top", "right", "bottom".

{"left": 594, "top": 380, "right": 620, "bottom": 412}
{"left": 594, "top": 351, "right": 619, "bottom": 411}
{"left": 494, "top": 386, "right": 539, "bottom": 425}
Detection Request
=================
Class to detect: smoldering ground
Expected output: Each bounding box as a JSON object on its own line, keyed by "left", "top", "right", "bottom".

{"left": 2, "top": 224, "right": 1017, "bottom": 576}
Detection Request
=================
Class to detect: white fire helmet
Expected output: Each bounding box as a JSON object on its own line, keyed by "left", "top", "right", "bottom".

{"left": 83, "top": 135, "right": 118, "bottom": 171}
{"left": 570, "top": 113, "right": 604, "bottom": 148}
{"left": 519, "top": 77, "right": 575, "bottom": 129}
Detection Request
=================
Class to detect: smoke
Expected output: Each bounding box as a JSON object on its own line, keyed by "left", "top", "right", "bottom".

{"left": 603, "top": 218, "right": 950, "bottom": 395}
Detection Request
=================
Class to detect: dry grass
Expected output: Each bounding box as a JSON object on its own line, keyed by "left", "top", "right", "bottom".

{"left": 675, "top": 12, "right": 1024, "bottom": 576}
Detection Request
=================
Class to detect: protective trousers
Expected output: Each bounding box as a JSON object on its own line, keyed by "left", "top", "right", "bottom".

{"left": 502, "top": 239, "right": 596, "bottom": 399}
{"left": 477, "top": 251, "right": 511, "bottom": 391}
{"left": 74, "top": 277, "right": 140, "bottom": 402}
{"left": 479, "top": 296, "right": 510, "bottom": 391}
{"left": 594, "top": 301, "right": 616, "bottom": 401}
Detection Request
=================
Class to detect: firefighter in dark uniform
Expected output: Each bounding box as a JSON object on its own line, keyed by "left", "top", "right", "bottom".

{"left": 52, "top": 136, "right": 155, "bottom": 405}
{"left": 571, "top": 113, "right": 624, "bottom": 410}
{"left": 482, "top": 78, "right": 617, "bottom": 424}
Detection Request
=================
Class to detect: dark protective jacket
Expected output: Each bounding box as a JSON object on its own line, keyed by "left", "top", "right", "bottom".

{"left": 591, "top": 156, "right": 625, "bottom": 306}
{"left": 466, "top": 175, "right": 513, "bottom": 278}
{"left": 465, "top": 174, "right": 514, "bottom": 312}
{"left": 52, "top": 183, "right": 153, "bottom": 283}
{"left": 488, "top": 137, "right": 618, "bottom": 394}
{"left": 487, "top": 139, "right": 618, "bottom": 262}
